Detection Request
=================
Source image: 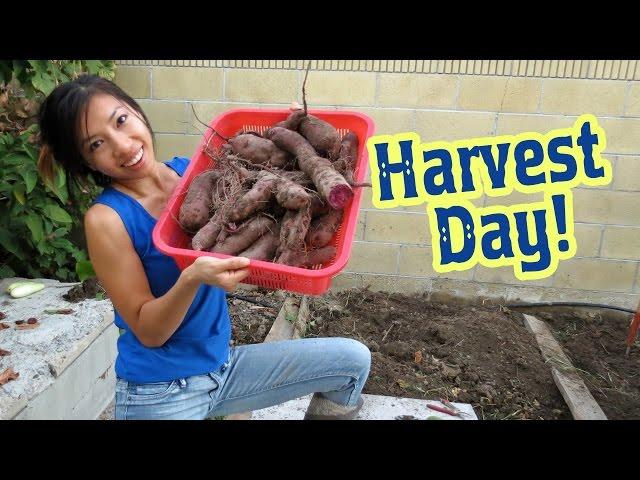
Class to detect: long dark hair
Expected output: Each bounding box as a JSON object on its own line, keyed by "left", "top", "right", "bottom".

{"left": 37, "top": 74, "right": 154, "bottom": 189}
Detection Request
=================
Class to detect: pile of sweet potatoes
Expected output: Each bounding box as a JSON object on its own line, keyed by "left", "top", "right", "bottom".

{"left": 177, "top": 107, "right": 364, "bottom": 268}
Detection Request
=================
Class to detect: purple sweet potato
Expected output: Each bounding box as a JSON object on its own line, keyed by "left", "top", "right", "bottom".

{"left": 228, "top": 171, "right": 277, "bottom": 223}
{"left": 238, "top": 224, "right": 281, "bottom": 261}
{"left": 333, "top": 131, "right": 358, "bottom": 184}
{"left": 277, "top": 245, "right": 337, "bottom": 268}
{"left": 191, "top": 209, "right": 226, "bottom": 251}
{"left": 211, "top": 215, "right": 276, "bottom": 256}
{"left": 305, "top": 209, "right": 343, "bottom": 248}
{"left": 179, "top": 169, "right": 220, "bottom": 232}
{"left": 265, "top": 127, "right": 353, "bottom": 209}
{"left": 228, "top": 134, "right": 293, "bottom": 168}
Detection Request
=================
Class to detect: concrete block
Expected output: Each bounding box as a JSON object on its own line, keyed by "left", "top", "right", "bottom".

{"left": 378, "top": 74, "right": 457, "bottom": 109}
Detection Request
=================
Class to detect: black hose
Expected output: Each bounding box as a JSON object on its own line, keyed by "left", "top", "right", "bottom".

{"left": 226, "top": 293, "right": 277, "bottom": 309}
{"left": 505, "top": 302, "right": 635, "bottom": 315}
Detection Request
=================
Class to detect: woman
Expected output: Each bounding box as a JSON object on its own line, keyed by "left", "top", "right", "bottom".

{"left": 37, "top": 74, "right": 370, "bottom": 420}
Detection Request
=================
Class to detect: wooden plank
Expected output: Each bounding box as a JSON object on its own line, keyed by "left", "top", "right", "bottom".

{"left": 264, "top": 296, "right": 299, "bottom": 343}
{"left": 293, "top": 296, "right": 310, "bottom": 339}
{"left": 522, "top": 314, "right": 607, "bottom": 420}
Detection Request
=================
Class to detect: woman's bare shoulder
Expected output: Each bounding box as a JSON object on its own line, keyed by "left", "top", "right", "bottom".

{"left": 84, "top": 203, "right": 126, "bottom": 235}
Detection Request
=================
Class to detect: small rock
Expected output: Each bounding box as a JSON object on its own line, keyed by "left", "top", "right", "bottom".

{"left": 464, "top": 372, "right": 480, "bottom": 383}
{"left": 441, "top": 364, "right": 461, "bottom": 379}
{"left": 367, "top": 341, "right": 380, "bottom": 352}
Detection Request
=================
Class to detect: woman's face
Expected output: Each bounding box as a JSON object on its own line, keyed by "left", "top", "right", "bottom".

{"left": 80, "top": 93, "right": 155, "bottom": 180}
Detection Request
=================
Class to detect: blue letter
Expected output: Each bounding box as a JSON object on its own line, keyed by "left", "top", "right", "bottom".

{"left": 514, "top": 210, "right": 551, "bottom": 273}
{"left": 435, "top": 205, "right": 476, "bottom": 265}
{"left": 548, "top": 135, "right": 577, "bottom": 183}
{"left": 480, "top": 213, "right": 514, "bottom": 260}
{"left": 456, "top": 146, "right": 480, "bottom": 192}
{"left": 423, "top": 149, "right": 456, "bottom": 196}
{"left": 374, "top": 141, "right": 418, "bottom": 201}
{"left": 577, "top": 121, "right": 604, "bottom": 179}
{"left": 514, "top": 139, "right": 546, "bottom": 186}
{"left": 477, "top": 143, "right": 510, "bottom": 189}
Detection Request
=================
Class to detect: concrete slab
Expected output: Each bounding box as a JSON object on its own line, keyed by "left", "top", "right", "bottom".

{"left": 250, "top": 394, "right": 477, "bottom": 420}
{"left": 0, "top": 277, "right": 115, "bottom": 419}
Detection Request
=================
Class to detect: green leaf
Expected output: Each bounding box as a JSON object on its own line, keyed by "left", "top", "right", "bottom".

{"left": 51, "top": 237, "right": 74, "bottom": 250}
{"left": 42, "top": 204, "right": 73, "bottom": 223}
{"left": 76, "top": 260, "right": 95, "bottom": 281}
{"left": 31, "top": 73, "right": 56, "bottom": 96}
{"left": 49, "top": 165, "right": 69, "bottom": 204}
{"left": 0, "top": 227, "right": 27, "bottom": 260}
{"left": 13, "top": 184, "right": 25, "bottom": 204}
{"left": 25, "top": 213, "right": 44, "bottom": 244}
{"left": 1, "top": 153, "right": 28, "bottom": 167}
{"left": 84, "top": 60, "right": 102, "bottom": 75}
{"left": 23, "top": 143, "right": 39, "bottom": 163}
{"left": 28, "top": 60, "right": 48, "bottom": 74}
{"left": 55, "top": 267, "right": 71, "bottom": 280}
{"left": 21, "top": 169, "right": 38, "bottom": 194}
{"left": 0, "top": 265, "right": 16, "bottom": 278}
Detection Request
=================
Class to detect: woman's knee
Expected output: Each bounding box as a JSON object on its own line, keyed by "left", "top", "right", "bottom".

{"left": 335, "top": 337, "right": 371, "bottom": 372}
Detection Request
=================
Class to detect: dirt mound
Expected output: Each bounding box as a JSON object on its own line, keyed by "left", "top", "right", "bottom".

{"left": 63, "top": 278, "right": 102, "bottom": 303}
{"left": 309, "top": 289, "right": 571, "bottom": 420}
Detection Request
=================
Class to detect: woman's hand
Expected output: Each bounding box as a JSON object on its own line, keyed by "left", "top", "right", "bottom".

{"left": 186, "top": 256, "right": 251, "bottom": 292}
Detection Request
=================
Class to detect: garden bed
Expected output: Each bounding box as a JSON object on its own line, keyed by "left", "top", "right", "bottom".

{"left": 529, "top": 307, "right": 640, "bottom": 420}
{"left": 307, "top": 289, "right": 576, "bottom": 420}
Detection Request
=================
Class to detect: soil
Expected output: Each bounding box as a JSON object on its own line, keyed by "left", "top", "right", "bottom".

{"left": 227, "top": 289, "right": 281, "bottom": 345}
{"left": 527, "top": 307, "right": 640, "bottom": 420}
{"left": 63, "top": 278, "right": 103, "bottom": 302}
{"left": 308, "top": 289, "right": 574, "bottom": 420}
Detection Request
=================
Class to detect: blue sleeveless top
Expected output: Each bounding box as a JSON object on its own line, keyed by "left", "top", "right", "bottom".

{"left": 93, "top": 157, "right": 231, "bottom": 383}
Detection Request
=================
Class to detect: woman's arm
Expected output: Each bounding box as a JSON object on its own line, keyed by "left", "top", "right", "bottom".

{"left": 84, "top": 204, "right": 250, "bottom": 347}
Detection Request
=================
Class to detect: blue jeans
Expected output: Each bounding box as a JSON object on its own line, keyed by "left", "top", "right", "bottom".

{"left": 114, "top": 337, "right": 371, "bottom": 420}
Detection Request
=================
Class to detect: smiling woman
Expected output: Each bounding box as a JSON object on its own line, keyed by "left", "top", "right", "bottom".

{"left": 35, "top": 74, "right": 371, "bottom": 420}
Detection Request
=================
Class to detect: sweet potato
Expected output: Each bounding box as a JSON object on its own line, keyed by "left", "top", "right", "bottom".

{"left": 228, "top": 134, "right": 293, "bottom": 168}
{"left": 298, "top": 114, "right": 342, "bottom": 160}
{"left": 179, "top": 169, "right": 219, "bottom": 232}
{"left": 211, "top": 215, "right": 276, "bottom": 256}
{"left": 333, "top": 131, "right": 358, "bottom": 184}
{"left": 191, "top": 210, "right": 224, "bottom": 251}
{"left": 277, "top": 245, "right": 337, "bottom": 268}
{"left": 309, "top": 195, "right": 331, "bottom": 217}
{"left": 277, "top": 206, "right": 312, "bottom": 253}
{"left": 280, "top": 109, "right": 341, "bottom": 159}
{"left": 305, "top": 209, "right": 343, "bottom": 248}
{"left": 265, "top": 127, "right": 353, "bottom": 209}
{"left": 238, "top": 224, "right": 281, "bottom": 261}
{"left": 228, "top": 171, "right": 277, "bottom": 222}
{"left": 274, "top": 175, "right": 311, "bottom": 210}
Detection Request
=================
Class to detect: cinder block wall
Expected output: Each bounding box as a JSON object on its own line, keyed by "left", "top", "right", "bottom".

{"left": 114, "top": 61, "right": 640, "bottom": 309}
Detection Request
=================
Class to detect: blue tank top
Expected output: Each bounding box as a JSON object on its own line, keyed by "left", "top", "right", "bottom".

{"left": 93, "top": 157, "right": 231, "bottom": 383}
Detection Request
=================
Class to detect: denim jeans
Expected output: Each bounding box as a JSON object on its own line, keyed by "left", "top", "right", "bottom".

{"left": 114, "top": 337, "right": 371, "bottom": 420}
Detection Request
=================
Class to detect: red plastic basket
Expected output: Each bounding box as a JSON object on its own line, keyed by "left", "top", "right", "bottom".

{"left": 152, "top": 108, "right": 375, "bottom": 295}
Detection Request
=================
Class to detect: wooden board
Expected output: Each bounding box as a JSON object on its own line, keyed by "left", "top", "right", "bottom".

{"left": 522, "top": 314, "right": 607, "bottom": 420}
